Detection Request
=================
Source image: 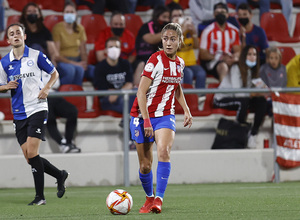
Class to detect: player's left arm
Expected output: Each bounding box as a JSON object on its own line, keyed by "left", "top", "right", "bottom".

{"left": 38, "top": 70, "right": 59, "bottom": 99}
{"left": 37, "top": 52, "right": 59, "bottom": 99}
{"left": 175, "top": 84, "right": 192, "bottom": 128}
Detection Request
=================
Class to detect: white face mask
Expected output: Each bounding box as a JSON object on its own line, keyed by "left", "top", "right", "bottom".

{"left": 246, "top": 59, "right": 257, "bottom": 68}
{"left": 107, "top": 47, "right": 121, "bottom": 60}
{"left": 178, "top": 17, "right": 185, "bottom": 25}
{"left": 64, "top": 13, "right": 76, "bottom": 24}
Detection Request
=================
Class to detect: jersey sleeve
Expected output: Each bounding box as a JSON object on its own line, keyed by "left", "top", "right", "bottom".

{"left": 141, "top": 53, "right": 159, "bottom": 80}
{"left": 0, "top": 62, "right": 7, "bottom": 85}
{"left": 37, "top": 52, "right": 55, "bottom": 74}
{"left": 200, "top": 27, "right": 210, "bottom": 50}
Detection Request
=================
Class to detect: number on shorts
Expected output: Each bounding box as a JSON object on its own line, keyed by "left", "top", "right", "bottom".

{"left": 133, "top": 117, "right": 139, "bottom": 127}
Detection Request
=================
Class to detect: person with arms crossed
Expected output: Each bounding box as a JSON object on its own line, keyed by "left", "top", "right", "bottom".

{"left": 0, "top": 23, "right": 68, "bottom": 205}
{"left": 130, "top": 23, "right": 193, "bottom": 214}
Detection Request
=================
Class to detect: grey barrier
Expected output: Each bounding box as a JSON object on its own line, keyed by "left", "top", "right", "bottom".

{"left": 2, "top": 87, "right": 300, "bottom": 186}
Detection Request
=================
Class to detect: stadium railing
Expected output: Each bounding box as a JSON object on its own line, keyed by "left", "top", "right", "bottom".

{"left": 2, "top": 87, "right": 300, "bottom": 186}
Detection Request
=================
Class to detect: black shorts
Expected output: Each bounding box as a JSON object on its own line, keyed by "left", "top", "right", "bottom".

{"left": 201, "top": 60, "right": 224, "bottom": 80}
{"left": 13, "top": 111, "right": 48, "bottom": 146}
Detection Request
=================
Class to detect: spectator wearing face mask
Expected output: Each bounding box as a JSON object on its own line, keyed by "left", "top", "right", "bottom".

{"left": 93, "top": 37, "right": 134, "bottom": 114}
{"left": 199, "top": 2, "right": 241, "bottom": 82}
{"left": 134, "top": 5, "right": 170, "bottom": 86}
{"left": 52, "top": 1, "right": 91, "bottom": 85}
{"left": 237, "top": 3, "right": 269, "bottom": 65}
{"left": 94, "top": 11, "right": 136, "bottom": 64}
{"left": 19, "top": 2, "right": 59, "bottom": 66}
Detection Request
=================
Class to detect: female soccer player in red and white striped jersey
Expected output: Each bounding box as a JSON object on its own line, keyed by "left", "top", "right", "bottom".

{"left": 130, "top": 22, "right": 193, "bottom": 214}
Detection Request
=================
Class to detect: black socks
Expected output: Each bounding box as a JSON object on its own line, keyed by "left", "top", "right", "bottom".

{"left": 28, "top": 155, "right": 44, "bottom": 199}
{"left": 40, "top": 157, "right": 62, "bottom": 179}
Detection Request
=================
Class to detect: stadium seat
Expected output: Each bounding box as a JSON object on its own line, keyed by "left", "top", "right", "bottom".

{"left": 43, "top": 15, "right": 64, "bottom": 32}
{"left": 278, "top": 47, "right": 296, "bottom": 65}
{"left": 88, "top": 49, "right": 97, "bottom": 65}
{"left": 294, "top": 0, "right": 300, "bottom": 6}
{"left": 124, "top": 14, "right": 143, "bottom": 37}
{"left": 0, "top": 98, "right": 14, "bottom": 120}
{"left": 58, "top": 84, "right": 100, "bottom": 118}
{"left": 174, "top": 84, "right": 211, "bottom": 116}
{"left": 80, "top": 14, "right": 108, "bottom": 44}
{"left": 293, "top": 13, "right": 300, "bottom": 38}
{"left": 34, "top": 0, "right": 65, "bottom": 11}
{"left": 206, "top": 83, "right": 237, "bottom": 116}
{"left": 260, "top": 12, "right": 300, "bottom": 43}
{"left": 0, "top": 15, "right": 21, "bottom": 46}
{"left": 7, "top": 0, "right": 29, "bottom": 12}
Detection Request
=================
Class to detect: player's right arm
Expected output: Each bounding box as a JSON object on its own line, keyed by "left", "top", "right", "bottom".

{"left": 137, "top": 75, "right": 153, "bottom": 138}
{"left": 0, "top": 80, "right": 18, "bottom": 93}
{"left": 0, "top": 64, "right": 18, "bottom": 93}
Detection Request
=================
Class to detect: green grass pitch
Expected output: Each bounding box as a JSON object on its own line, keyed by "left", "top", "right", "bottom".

{"left": 1, "top": 182, "right": 300, "bottom": 219}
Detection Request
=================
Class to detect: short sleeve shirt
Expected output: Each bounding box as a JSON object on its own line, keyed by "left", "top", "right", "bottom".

{"left": 130, "top": 50, "right": 185, "bottom": 118}
{"left": 25, "top": 25, "right": 53, "bottom": 55}
{"left": 93, "top": 58, "right": 133, "bottom": 90}
{"left": 135, "top": 21, "right": 163, "bottom": 63}
{"left": 0, "top": 46, "right": 56, "bottom": 120}
{"left": 200, "top": 22, "right": 240, "bottom": 55}
{"left": 52, "top": 22, "right": 87, "bottom": 58}
{"left": 94, "top": 27, "right": 136, "bottom": 59}
{"left": 246, "top": 24, "right": 269, "bottom": 62}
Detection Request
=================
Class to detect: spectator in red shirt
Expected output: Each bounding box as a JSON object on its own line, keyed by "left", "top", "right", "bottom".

{"left": 94, "top": 11, "right": 136, "bottom": 64}
{"left": 199, "top": 2, "right": 241, "bottom": 82}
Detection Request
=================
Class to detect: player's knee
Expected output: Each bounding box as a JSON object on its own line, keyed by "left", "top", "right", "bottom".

{"left": 140, "top": 163, "right": 152, "bottom": 174}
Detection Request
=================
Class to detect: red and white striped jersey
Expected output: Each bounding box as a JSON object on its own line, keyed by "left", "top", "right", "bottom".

{"left": 130, "top": 50, "right": 185, "bottom": 118}
{"left": 200, "top": 22, "right": 240, "bottom": 55}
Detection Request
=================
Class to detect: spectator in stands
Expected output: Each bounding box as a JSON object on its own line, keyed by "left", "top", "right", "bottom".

{"left": 286, "top": 54, "right": 300, "bottom": 89}
{"left": 52, "top": 1, "right": 88, "bottom": 85}
{"left": 126, "top": 0, "right": 165, "bottom": 14}
{"left": 237, "top": 3, "right": 269, "bottom": 65}
{"left": 260, "top": 47, "right": 286, "bottom": 116}
{"left": 42, "top": 72, "right": 81, "bottom": 153}
{"left": 135, "top": 5, "right": 170, "bottom": 85}
{"left": 226, "top": 0, "right": 293, "bottom": 31}
{"left": 95, "top": 12, "right": 136, "bottom": 64}
{"left": 199, "top": 2, "right": 241, "bottom": 82}
{"left": 168, "top": 2, "right": 206, "bottom": 101}
{"left": 19, "top": 3, "right": 59, "bottom": 66}
{"left": 93, "top": 37, "right": 134, "bottom": 114}
{"left": 213, "top": 45, "right": 267, "bottom": 149}
{"left": 260, "top": 47, "right": 287, "bottom": 88}
{"left": 188, "top": 0, "right": 239, "bottom": 36}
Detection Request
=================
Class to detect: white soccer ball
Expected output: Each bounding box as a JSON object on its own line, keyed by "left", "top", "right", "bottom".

{"left": 106, "top": 189, "right": 133, "bottom": 215}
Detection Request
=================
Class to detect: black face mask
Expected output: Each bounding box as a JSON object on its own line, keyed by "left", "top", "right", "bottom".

{"left": 238, "top": 17, "right": 249, "bottom": 26}
{"left": 215, "top": 13, "right": 227, "bottom": 26}
{"left": 27, "top": 14, "right": 38, "bottom": 24}
{"left": 111, "top": 27, "right": 125, "bottom": 37}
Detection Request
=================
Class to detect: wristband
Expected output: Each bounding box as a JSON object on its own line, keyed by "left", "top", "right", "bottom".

{"left": 144, "top": 118, "right": 152, "bottom": 128}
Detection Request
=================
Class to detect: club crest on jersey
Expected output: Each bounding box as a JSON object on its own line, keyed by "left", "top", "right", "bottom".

{"left": 27, "top": 60, "right": 34, "bottom": 67}
{"left": 145, "top": 63, "right": 154, "bottom": 72}
{"left": 8, "top": 65, "right": 14, "bottom": 70}
{"left": 135, "top": 129, "right": 139, "bottom": 137}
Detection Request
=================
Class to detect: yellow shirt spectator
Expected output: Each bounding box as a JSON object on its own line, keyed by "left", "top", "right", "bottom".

{"left": 52, "top": 22, "right": 87, "bottom": 58}
{"left": 286, "top": 54, "right": 300, "bottom": 88}
{"left": 177, "top": 32, "right": 197, "bottom": 66}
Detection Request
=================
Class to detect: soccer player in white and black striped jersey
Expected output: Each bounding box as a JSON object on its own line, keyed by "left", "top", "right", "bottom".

{"left": 0, "top": 23, "right": 68, "bottom": 205}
